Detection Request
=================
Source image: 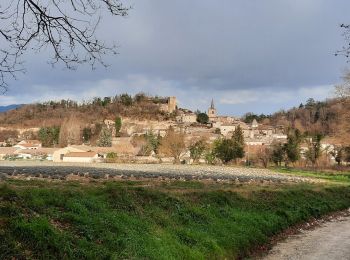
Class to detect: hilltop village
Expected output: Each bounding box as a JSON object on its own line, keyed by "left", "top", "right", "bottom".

{"left": 0, "top": 93, "right": 350, "bottom": 167}
{"left": 0, "top": 96, "right": 289, "bottom": 164}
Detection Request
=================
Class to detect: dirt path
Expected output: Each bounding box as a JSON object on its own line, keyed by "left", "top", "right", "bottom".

{"left": 263, "top": 212, "right": 350, "bottom": 260}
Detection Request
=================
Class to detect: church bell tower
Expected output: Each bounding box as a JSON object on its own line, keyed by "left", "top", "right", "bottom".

{"left": 208, "top": 99, "right": 217, "bottom": 119}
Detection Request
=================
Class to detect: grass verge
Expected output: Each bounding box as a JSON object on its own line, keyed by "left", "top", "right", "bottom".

{"left": 0, "top": 179, "right": 350, "bottom": 259}
{"left": 274, "top": 167, "right": 350, "bottom": 184}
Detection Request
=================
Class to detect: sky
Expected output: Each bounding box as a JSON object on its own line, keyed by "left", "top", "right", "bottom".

{"left": 1, "top": 0, "right": 350, "bottom": 116}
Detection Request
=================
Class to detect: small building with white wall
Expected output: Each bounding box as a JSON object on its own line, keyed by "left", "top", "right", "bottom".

{"left": 52, "top": 146, "right": 88, "bottom": 162}
{"left": 176, "top": 113, "right": 197, "bottom": 124}
{"left": 62, "top": 152, "right": 99, "bottom": 163}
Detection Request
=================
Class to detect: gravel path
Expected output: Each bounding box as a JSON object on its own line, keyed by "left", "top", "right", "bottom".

{"left": 0, "top": 161, "right": 314, "bottom": 183}
{"left": 263, "top": 212, "right": 350, "bottom": 260}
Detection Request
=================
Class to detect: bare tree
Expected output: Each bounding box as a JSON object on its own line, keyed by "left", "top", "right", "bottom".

{"left": 59, "top": 114, "right": 82, "bottom": 147}
{"left": 256, "top": 146, "right": 271, "bottom": 168}
{"left": 336, "top": 24, "right": 350, "bottom": 61}
{"left": 335, "top": 71, "right": 350, "bottom": 100}
{"left": 0, "top": 0, "right": 129, "bottom": 91}
{"left": 159, "top": 127, "right": 186, "bottom": 164}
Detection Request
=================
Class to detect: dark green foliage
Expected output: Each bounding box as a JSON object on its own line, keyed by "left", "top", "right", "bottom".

{"left": 82, "top": 127, "right": 92, "bottom": 143}
{"left": 106, "top": 152, "right": 117, "bottom": 159}
{"left": 97, "top": 127, "right": 112, "bottom": 147}
{"left": 271, "top": 143, "right": 285, "bottom": 166}
{"left": 330, "top": 146, "right": 350, "bottom": 166}
{"left": 305, "top": 133, "right": 324, "bottom": 167}
{"left": 214, "top": 139, "right": 236, "bottom": 163}
{"left": 305, "top": 98, "right": 316, "bottom": 109}
{"left": 134, "top": 92, "right": 147, "bottom": 103}
{"left": 102, "top": 97, "right": 111, "bottom": 107}
{"left": 284, "top": 128, "right": 302, "bottom": 165}
{"left": 213, "top": 126, "right": 245, "bottom": 164}
{"left": 232, "top": 125, "right": 244, "bottom": 149}
{"left": 114, "top": 116, "right": 122, "bottom": 136}
{"left": 145, "top": 132, "right": 161, "bottom": 154}
{"left": 1, "top": 181, "right": 350, "bottom": 259}
{"left": 38, "top": 126, "right": 60, "bottom": 147}
{"left": 119, "top": 93, "right": 133, "bottom": 106}
{"left": 138, "top": 132, "right": 162, "bottom": 156}
{"left": 189, "top": 139, "right": 207, "bottom": 163}
{"left": 204, "top": 150, "right": 216, "bottom": 164}
{"left": 196, "top": 113, "right": 209, "bottom": 124}
{"left": 242, "top": 112, "right": 270, "bottom": 123}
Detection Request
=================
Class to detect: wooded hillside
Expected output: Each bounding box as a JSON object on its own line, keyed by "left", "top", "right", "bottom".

{"left": 260, "top": 98, "right": 350, "bottom": 145}
{"left": 0, "top": 94, "right": 172, "bottom": 128}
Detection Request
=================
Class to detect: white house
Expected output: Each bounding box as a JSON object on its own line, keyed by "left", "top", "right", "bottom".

{"left": 14, "top": 148, "right": 59, "bottom": 160}
{"left": 62, "top": 152, "right": 99, "bottom": 163}
{"left": 219, "top": 124, "right": 236, "bottom": 136}
{"left": 52, "top": 146, "right": 88, "bottom": 162}
{"left": 14, "top": 140, "right": 42, "bottom": 150}
{"left": 176, "top": 113, "right": 197, "bottom": 124}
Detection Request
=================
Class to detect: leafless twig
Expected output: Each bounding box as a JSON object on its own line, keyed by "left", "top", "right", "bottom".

{"left": 0, "top": 0, "right": 129, "bottom": 92}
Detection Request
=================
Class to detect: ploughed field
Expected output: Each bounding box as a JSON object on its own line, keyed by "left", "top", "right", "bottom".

{"left": 0, "top": 161, "right": 314, "bottom": 183}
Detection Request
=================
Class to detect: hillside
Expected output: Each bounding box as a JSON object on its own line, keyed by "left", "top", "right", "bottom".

{"left": 245, "top": 98, "right": 350, "bottom": 145}
{"left": 0, "top": 94, "right": 173, "bottom": 128}
{"left": 0, "top": 104, "right": 23, "bottom": 113}
{"left": 1, "top": 94, "right": 350, "bottom": 146}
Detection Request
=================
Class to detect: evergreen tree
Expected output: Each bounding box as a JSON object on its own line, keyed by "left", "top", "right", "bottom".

{"left": 305, "top": 133, "right": 323, "bottom": 167}
{"left": 114, "top": 116, "right": 122, "bottom": 136}
{"left": 119, "top": 94, "right": 133, "bottom": 106}
{"left": 38, "top": 126, "right": 60, "bottom": 147}
{"left": 97, "top": 127, "right": 112, "bottom": 147}
{"left": 213, "top": 138, "right": 235, "bottom": 164}
{"left": 231, "top": 125, "right": 245, "bottom": 160}
{"left": 284, "top": 128, "right": 302, "bottom": 166}
{"left": 271, "top": 142, "right": 285, "bottom": 166}
{"left": 196, "top": 113, "right": 209, "bottom": 124}
{"left": 82, "top": 127, "right": 92, "bottom": 143}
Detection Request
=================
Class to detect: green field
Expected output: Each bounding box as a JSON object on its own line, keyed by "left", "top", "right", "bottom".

{"left": 275, "top": 167, "right": 350, "bottom": 183}
{"left": 1, "top": 175, "right": 350, "bottom": 259}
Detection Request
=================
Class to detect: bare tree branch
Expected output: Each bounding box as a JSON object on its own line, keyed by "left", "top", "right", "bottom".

{"left": 0, "top": 0, "right": 129, "bottom": 91}
{"left": 335, "top": 24, "right": 350, "bottom": 60}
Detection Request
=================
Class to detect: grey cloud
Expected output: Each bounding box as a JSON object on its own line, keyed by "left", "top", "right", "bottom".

{"left": 1, "top": 0, "right": 349, "bottom": 114}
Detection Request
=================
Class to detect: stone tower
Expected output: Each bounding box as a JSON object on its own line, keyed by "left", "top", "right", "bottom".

{"left": 168, "top": 96, "right": 177, "bottom": 113}
{"left": 208, "top": 99, "right": 217, "bottom": 119}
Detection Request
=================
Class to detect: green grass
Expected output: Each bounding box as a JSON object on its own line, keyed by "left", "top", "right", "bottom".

{"left": 274, "top": 167, "right": 350, "bottom": 183}
{"left": 1, "top": 179, "right": 350, "bottom": 259}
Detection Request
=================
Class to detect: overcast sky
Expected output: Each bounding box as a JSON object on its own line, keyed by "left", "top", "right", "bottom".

{"left": 1, "top": 0, "right": 350, "bottom": 116}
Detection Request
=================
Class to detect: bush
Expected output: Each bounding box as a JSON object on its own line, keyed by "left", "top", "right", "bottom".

{"left": 196, "top": 113, "right": 209, "bottom": 124}
{"left": 97, "top": 127, "right": 112, "bottom": 147}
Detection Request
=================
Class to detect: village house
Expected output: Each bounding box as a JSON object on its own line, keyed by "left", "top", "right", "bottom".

{"left": 52, "top": 146, "right": 89, "bottom": 162}
{"left": 53, "top": 145, "right": 122, "bottom": 163}
{"left": 176, "top": 113, "right": 197, "bottom": 124}
{"left": 62, "top": 152, "right": 100, "bottom": 163}
{"left": 14, "top": 148, "right": 59, "bottom": 160}
{"left": 219, "top": 124, "right": 237, "bottom": 136}
{"left": 13, "top": 140, "right": 42, "bottom": 150}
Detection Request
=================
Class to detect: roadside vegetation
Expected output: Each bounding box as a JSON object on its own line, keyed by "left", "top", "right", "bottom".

{"left": 275, "top": 167, "right": 350, "bottom": 184}
{"left": 1, "top": 179, "right": 350, "bottom": 259}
